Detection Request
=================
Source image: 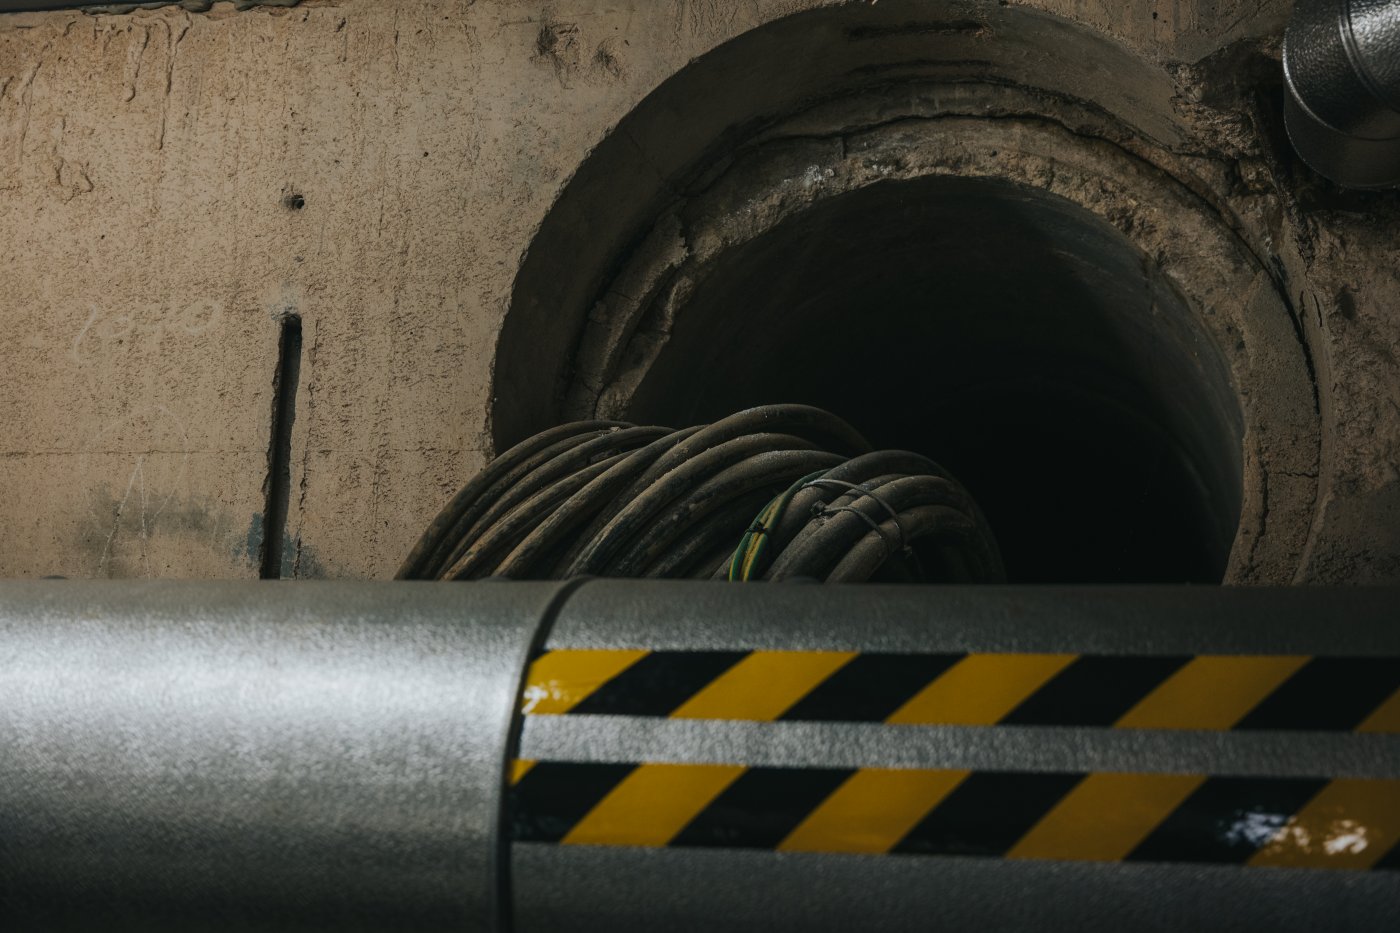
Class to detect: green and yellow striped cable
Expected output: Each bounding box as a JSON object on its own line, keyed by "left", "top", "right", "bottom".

{"left": 726, "top": 470, "right": 828, "bottom": 581}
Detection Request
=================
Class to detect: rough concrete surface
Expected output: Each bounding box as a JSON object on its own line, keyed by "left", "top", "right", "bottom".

{"left": 0, "top": 0, "right": 1396, "bottom": 581}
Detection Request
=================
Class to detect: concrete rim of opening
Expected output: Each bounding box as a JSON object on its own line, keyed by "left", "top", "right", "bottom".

{"left": 494, "top": 5, "right": 1320, "bottom": 585}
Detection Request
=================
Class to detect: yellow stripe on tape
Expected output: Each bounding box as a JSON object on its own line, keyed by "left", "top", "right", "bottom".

{"left": 1007, "top": 773, "right": 1206, "bottom": 862}
{"left": 561, "top": 763, "right": 746, "bottom": 848}
{"left": 778, "top": 768, "right": 970, "bottom": 854}
{"left": 1250, "top": 779, "right": 1400, "bottom": 870}
{"left": 510, "top": 759, "right": 536, "bottom": 784}
{"left": 885, "top": 653, "right": 1076, "bottom": 725}
{"left": 670, "top": 650, "right": 857, "bottom": 721}
{"left": 521, "top": 649, "right": 649, "bottom": 715}
{"left": 1115, "top": 655, "right": 1310, "bottom": 730}
{"left": 1356, "top": 688, "right": 1400, "bottom": 734}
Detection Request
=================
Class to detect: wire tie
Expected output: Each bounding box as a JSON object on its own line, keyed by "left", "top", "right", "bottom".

{"left": 821, "top": 505, "right": 900, "bottom": 557}
{"left": 802, "top": 478, "right": 906, "bottom": 550}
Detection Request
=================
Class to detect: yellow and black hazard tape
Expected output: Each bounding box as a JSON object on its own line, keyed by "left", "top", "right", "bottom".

{"left": 509, "top": 761, "right": 1400, "bottom": 870}
{"left": 520, "top": 649, "right": 1400, "bottom": 731}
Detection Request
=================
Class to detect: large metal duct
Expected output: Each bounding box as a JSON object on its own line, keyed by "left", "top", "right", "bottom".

{"left": 1285, "top": 0, "right": 1400, "bottom": 187}
{"left": 2, "top": 581, "right": 1398, "bottom": 931}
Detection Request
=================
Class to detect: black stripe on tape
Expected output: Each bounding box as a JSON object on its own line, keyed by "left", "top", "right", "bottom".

{"left": 669, "top": 766, "right": 855, "bottom": 849}
{"left": 780, "top": 652, "right": 963, "bottom": 722}
{"left": 1233, "top": 658, "right": 1400, "bottom": 731}
{"left": 1126, "top": 776, "right": 1329, "bottom": 864}
{"left": 1000, "top": 655, "right": 1192, "bottom": 726}
{"left": 891, "top": 771, "right": 1085, "bottom": 857}
{"left": 568, "top": 650, "right": 749, "bottom": 716}
{"left": 509, "top": 761, "right": 636, "bottom": 843}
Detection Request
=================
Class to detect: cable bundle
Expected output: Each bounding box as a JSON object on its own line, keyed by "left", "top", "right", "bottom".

{"left": 398, "top": 405, "right": 1003, "bottom": 583}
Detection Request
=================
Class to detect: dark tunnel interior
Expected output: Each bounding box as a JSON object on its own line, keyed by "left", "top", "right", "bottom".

{"left": 622, "top": 176, "right": 1245, "bottom": 583}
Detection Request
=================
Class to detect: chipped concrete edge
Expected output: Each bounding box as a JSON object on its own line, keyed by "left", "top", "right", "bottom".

{"left": 0, "top": 1, "right": 302, "bottom": 16}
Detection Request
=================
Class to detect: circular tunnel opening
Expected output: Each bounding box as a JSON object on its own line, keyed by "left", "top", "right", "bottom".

{"left": 619, "top": 176, "right": 1244, "bottom": 584}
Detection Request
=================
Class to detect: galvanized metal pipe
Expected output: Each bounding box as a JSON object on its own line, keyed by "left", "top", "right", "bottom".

{"left": 1285, "top": 0, "right": 1400, "bottom": 187}
{"left": 0, "top": 581, "right": 572, "bottom": 932}
{"left": 2, "top": 581, "right": 1399, "bottom": 931}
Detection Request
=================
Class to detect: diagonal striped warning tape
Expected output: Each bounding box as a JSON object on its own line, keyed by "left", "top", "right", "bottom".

{"left": 509, "top": 761, "right": 1400, "bottom": 870}
{"left": 1005, "top": 772, "right": 1207, "bottom": 862}
{"left": 513, "top": 652, "right": 855, "bottom": 841}
{"left": 1250, "top": 779, "right": 1400, "bottom": 869}
{"left": 521, "top": 649, "right": 1400, "bottom": 731}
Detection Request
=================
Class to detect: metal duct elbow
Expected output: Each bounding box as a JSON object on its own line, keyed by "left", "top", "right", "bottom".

{"left": 1284, "top": 0, "right": 1400, "bottom": 187}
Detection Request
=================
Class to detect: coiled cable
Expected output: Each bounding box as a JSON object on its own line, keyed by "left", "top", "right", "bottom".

{"left": 398, "top": 404, "right": 1004, "bottom": 583}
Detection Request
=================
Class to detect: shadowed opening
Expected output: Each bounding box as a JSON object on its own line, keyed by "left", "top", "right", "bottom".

{"left": 620, "top": 176, "right": 1244, "bottom": 584}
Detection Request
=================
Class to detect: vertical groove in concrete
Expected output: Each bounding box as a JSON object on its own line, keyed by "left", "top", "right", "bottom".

{"left": 260, "top": 316, "right": 302, "bottom": 580}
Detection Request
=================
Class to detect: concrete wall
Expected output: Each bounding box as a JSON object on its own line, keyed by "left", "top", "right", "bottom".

{"left": 1, "top": 0, "right": 1395, "bottom": 581}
